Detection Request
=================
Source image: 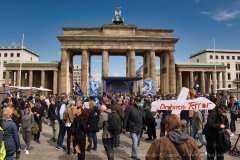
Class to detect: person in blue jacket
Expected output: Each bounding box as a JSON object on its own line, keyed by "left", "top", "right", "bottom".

{"left": 2, "top": 107, "right": 20, "bottom": 160}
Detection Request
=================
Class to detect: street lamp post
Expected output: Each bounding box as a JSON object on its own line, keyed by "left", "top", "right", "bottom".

{"left": 19, "top": 34, "right": 24, "bottom": 87}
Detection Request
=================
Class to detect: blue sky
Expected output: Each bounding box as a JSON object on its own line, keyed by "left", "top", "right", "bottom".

{"left": 0, "top": 0, "right": 240, "bottom": 78}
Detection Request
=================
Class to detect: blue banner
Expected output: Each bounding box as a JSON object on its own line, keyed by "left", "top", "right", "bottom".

{"left": 106, "top": 79, "right": 134, "bottom": 94}
{"left": 144, "top": 80, "right": 154, "bottom": 95}
{"left": 90, "top": 81, "right": 100, "bottom": 96}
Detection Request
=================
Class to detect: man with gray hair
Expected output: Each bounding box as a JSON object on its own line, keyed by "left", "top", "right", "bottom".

{"left": 56, "top": 95, "right": 68, "bottom": 150}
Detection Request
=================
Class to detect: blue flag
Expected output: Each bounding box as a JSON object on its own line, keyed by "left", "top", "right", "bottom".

{"left": 6, "top": 91, "right": 12, "bottom": 97}
{"left": 74, "top": 82, "right": 83, "bottom": 97}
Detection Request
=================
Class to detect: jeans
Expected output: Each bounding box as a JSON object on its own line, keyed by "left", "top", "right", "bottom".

{"left": 87, "top": 132, "right": 98, "bottom": 151}
{"left": 202, "top": 111, "right": 206, "bottom": 123}
{"left": 230, "top": 112, "right": 236, "bottom": 133}
{"left": 197, "top": 132, "right": 207, "bottom": 147}
{"left": 191, "top": 127, "right": 207, "bottom": 147}
{"left": 102, "top": 138, "right": 114, "bottom": 160}
{"left": 191, "top": 126, "right": 198, "bottom": 138}
{"left": 130, "top": 133, "right": 140, "bottom": 159}
{"left": 114, "top": 134, "right": 120, "bottom": 147}
{"left": 57, "top": 120, "right": 66, "bottom": 147}
{"left": 5, "top": 155, "right": 14, "bottom": 160}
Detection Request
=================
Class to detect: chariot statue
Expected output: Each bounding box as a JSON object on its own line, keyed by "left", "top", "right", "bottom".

{"left": 112, "top": 7, "right": 124, "bottom": 24}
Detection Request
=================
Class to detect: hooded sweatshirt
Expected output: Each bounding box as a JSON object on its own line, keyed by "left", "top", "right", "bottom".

{"left": 167, "top": 129, "right": 189, "bottom": 145}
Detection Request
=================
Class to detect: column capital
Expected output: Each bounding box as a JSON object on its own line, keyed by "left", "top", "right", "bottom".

{"left": 102, "top": 50, "right": 108, "bottom": 53}
{"left": 149, "top": 49, "right": 155, "bottom": 52}
{"left": 81, "top": 47, "right": 89, "bottom": 51}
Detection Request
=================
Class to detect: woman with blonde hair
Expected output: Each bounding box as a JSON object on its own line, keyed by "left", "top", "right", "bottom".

{"left": 64, "top": 100, "right": 77, "bottom": 155}
{"left": 2, "top": 107, "right": 20, "bottom": 160}
{"left": 87, "top": 100, "right": 100, "bottom": 152}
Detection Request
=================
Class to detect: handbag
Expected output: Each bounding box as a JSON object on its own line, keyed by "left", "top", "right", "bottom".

{"left": 31, "top": 113, "right": 39, "bottom": 135}
{"left": 217, "top": 129, "right": 231, "bottom": 153}
{"left": 31, "top": 122, "right": 39, "bottom": 135}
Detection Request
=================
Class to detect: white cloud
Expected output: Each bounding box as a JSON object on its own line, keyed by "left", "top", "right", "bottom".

{"left": 91, "top": 73, "right": 102, "bottom": 81}
{"left": 201, "top": 11, "right": 211, "bottom": 15}
{"left": 225, "top": 23, "right": 234, "bottom": 27}
{"left": 212, "top": 10, "right": 240, "bottom": 21}
{"left": 201, "top": 9, "right": 240, "bottom": 22}
{"left": 10, "top": 41, "right": 19, "bottom": 47}
{"left": 109, "top": 72, "right": 123, "bottom": 77}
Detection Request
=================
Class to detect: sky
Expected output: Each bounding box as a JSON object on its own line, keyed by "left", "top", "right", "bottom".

{"left": 0, "top": 0, "right": 240, "bottom": 79}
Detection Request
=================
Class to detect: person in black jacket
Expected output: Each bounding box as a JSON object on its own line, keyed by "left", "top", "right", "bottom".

{"left": 31, "top": 99, "right": 45, "bottom": 144}
{"left": 74, "top": 108, "right": 90, "bottom": 160}
{"left": 48, "top": 97, "right": 57, "bottom": 142}
{"left": 87, "top": 101, "right": 100, "bottom": 152}
{"left": 144, "top": 94, "right": 156, "bottom": 140}
{"left": 204, "top": 105, "right": 229, "bottom": 160}
{"left": 123, "top": 97, "right": 144, "bottom": 160}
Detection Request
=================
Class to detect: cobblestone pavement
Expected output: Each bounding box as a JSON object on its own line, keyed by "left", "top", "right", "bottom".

{"left": 16, "top": 119, "right": 240, "bottom": 160}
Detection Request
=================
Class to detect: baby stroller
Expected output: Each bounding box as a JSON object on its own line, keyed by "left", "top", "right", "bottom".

{"left": 229, "top": 134, "right": 240, "bottom": 156}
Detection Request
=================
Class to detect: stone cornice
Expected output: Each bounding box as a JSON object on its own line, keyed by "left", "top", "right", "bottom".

{"left": 63, "top": 25, "right": 173, "bottom": 33}
{"left": 58, "top": 36, "right": 178, "bottom": 43}
{"left": 4, "top": 63, "right": 59, "bottom": 68}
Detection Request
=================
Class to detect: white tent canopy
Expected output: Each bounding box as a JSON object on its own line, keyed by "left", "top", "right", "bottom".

{"left": 8, "top": 86, "right": 32, "bottom": 90}
{"left": 1, "top": 86, "right": 52, "bottom": 92}
{"left": 216, "top": 87, "right": 237, "bottom": 91}
{"left": 32, "top": 87, "right": 52, "bottom": 92}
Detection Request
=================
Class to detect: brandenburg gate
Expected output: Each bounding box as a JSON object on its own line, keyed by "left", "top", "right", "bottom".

{"left": 58, "top": 26, "right": 178, "bottom": 94}
{"left": 58, "top": 9, "right": 178, "bottom": 94}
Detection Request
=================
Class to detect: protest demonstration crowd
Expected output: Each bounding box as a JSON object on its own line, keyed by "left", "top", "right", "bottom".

{"left": 0, "top": 89, "right": 239, "bottom": 160}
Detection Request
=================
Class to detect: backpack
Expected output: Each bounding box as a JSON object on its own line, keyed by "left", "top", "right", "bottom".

{"left": 55, "top": 101, "right": 64, "bottom": 121}
{"left": 105, "top": 110, "right": 122, "bottom": 135}
{"left": 217, "top": 129, "right": 231, "bottom": 153}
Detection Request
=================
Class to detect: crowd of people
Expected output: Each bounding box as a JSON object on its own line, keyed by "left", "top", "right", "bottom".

{"left": 0, "top": 91, "right": 239, "bottom": 160}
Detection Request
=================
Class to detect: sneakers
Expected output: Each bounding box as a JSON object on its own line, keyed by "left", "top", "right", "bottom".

{"left": 87, "top": 149, "right": 92, "bottom": 153}
{"left": 25, "top": 148, "right": 29, "bottom": 155}
{"left": 146, "top": 138, "right": 152, "bottom": 141}
{"left": 50, "top": 138, "right": 57, "bottom": 142}
{"left": 56, "top": 146, "right": 62, "bottom": 151}
{"left": 56, "top": 145, "right": 67, "bottom": 150}
{"left": 230, "top": 133, "right": 235, "bottom": 137}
